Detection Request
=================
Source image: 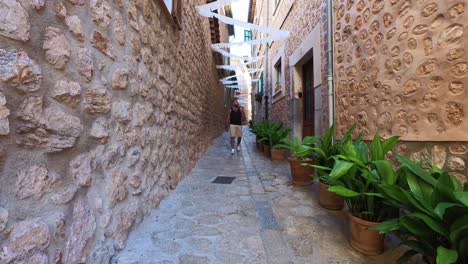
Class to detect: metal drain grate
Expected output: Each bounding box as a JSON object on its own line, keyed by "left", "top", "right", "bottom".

{"left": 211, "top": 176, "right": 235, "bottom": 184}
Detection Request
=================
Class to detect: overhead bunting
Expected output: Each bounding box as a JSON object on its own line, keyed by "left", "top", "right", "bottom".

{"left": 196, "top": 0, "right": 290, "bottom": 88}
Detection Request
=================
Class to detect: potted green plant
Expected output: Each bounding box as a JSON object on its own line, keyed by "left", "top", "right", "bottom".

{"left": 372, "top": 156, "right": 468, "bottom": 264}
{"left": 326, "top": 133, "right": 400, "bottom": 255}
{"left": 306, "top": 125, "right": 355, "bottom": 210}
{"left": 259, "top": 122, "right": 280, "bottom": 158}
{"left": 254, "top": 121, "right": 269, "bottom": 152}
{"left": 276, "top": 136, "right": 319, "bottom": 185}
{"left": 267, "top": 127, "right": 291, "bottom": 161}
{"left": 249, "top": 122, "right": 261, "bottom": 150}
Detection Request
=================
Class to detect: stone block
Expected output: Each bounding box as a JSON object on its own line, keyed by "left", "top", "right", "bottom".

{"left": 0, "top": 0, "right": 30, "bottom": 41}
{"left": 43, "top": 27, "right": 71, "bottom": 70}
{"left": 64, "top": 198, "right": 96, "bottom": 264}
{"left": 51, "top": 80, "right": 82, "bottom": 107}
{"left": 0, "top": 49, "right": 42, "bottom": 93}
{"left": 1, "top": 218, "right": 50, "bottom": 263}
{"left": 15, "top": 163, "right": 58, "bottom": 200}
{"left": 84, "top": 86, "right": 111, "bottom": 113}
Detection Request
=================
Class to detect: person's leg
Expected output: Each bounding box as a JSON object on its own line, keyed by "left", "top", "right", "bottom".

{"left": 236, "top": 126, "right": 242, "bottom": 151}
{"left": 229, "top": 125, "right": 235, "bottom": 153}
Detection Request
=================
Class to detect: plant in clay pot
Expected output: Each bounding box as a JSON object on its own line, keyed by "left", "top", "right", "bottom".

{"left": 252, "top": 121, "right": 270, "bottom": 152}
{"left": 275, "top": 136, "right": 319, "bottom": 185}
{"left": 268, "top": 127, "right": 291, "bottom": 161}
{"left": 259, "top": 122, "right": 283, "bottom": 158}
{"left": 326, "top": 132, "right": 400, "bottom": 256}
{"left": 306, "top": 124, "right": 355, "bottom": 210}
{"left": 372, "top": 156, "right": 468, "bottom": 264}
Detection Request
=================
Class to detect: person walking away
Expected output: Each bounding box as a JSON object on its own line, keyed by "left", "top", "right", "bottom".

{"left": 225, "top": 99, "right": 247, "bottom": 154}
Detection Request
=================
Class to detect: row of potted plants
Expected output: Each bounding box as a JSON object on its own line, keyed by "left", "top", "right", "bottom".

{"left": 251, "top": 122, "right": 468, "bottom": 263}
{"left": 251, "top": 121, "right": 291, "bottom": 161}
{"left": 321, "top": 130, "right": 468, "bottom": 264}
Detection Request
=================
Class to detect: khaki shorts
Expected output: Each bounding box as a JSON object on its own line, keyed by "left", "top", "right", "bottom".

{"left": 230, "top": 125, "right": 242, "bottom": 138}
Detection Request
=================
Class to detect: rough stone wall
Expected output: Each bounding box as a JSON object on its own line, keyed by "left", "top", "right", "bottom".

{"left": 254, "top": 0, "right": 330, "bottom": 134}
{"left": 0, "top": 0, "right": 226, "bottom": 263}
{"left": 334, "top": 0, "right": 467, "bottom": 179}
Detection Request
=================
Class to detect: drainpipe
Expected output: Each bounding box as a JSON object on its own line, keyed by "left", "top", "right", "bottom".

{"left": 326, "top": 0, "right": 335, "bottom": 135}
{"left": 264, "top": 0, "right": 269, "bottom": 120}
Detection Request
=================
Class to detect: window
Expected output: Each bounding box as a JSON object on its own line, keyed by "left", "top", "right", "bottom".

{"left": 258, "top": 73, "right": 264, "bottom": 95}
{"left": 274, "top": 59, "right": 282, "bottom": 95}
{"left": 159, "top": 0, "right": 182, "bottom": 30}
{"left": 244, "top": 30, "right": 252, "bottom": 41}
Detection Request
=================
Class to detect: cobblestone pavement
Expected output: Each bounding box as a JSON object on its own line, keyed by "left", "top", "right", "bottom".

{"left": 113, "top": 131, "right": 398, "bottom": 264}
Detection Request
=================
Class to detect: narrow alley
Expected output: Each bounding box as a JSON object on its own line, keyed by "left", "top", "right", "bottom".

{"left": 0, "top": 0, "right": 466, "bottom": 262}
{"left": 113, "top": 132, "right": 396, "bottom": 264}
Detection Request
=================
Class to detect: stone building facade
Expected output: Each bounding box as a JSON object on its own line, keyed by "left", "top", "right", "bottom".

{"left": 250, "top": 0, "right": 331, "bottom": 138}
{"left": 0, "top": 0, "right": 228, "bottom": 263}
{"left": 250, "top": 0, "right": 467, "bottom": 180}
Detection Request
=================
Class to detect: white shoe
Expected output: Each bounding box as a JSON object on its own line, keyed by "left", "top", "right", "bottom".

{"left": 237, "top": 146, "right": 241, "bottom": 151}
{"left": 230, "top": 148, "right": 235, "bottom": 154}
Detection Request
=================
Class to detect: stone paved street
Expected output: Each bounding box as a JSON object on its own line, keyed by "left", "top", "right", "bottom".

{"left": 113, "top": 131, "right": 397, "bottom": 264}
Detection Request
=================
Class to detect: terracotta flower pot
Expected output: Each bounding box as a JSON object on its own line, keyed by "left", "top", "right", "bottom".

{"left": 319, "top": 182, "right": 344, "bottom": 210}
{"left": 348, "top": 212, "right": 384, "bottom": 256}
{"left": 263, "top": 144, "right": 271, "bottom": 157}
{"left": 259, "top": 143, "right": 265, "bottom": 152}
{"left": 288, "top": 157, "right": 313, "bottom": 185}
{"left": 256, "top": 141, "right": 260, "bottom": 150}
{"left": 271, "top": 148, "right": 286, "bottom": 161}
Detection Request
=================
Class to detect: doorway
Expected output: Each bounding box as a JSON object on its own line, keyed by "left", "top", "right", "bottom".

{"left": 302, "top": 58, "right": 314, "bottom": 137}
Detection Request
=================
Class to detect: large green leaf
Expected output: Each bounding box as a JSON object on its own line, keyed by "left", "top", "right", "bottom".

{"left": 436, "top": 246, "right": 458, "bottom": 264}
{"left": 295, "top": 145, "right": 314, "bottom": 158}
{"left": 342, "top": 139, "right": 360, "bottom": 160}
{"left": 449, "top": 215, "right": 468, "bottom": 244}
{"left": 436, "top": 173, "right": 458, "bottom": 201}
{"left": 372, "top": 160, "right": 397, "bottom": 185}
{"left": 371, "top": 133, "right": 384, "bottom": 161}
{"left": 406, "top": 172, "right": 424, "bottom": 199}
{"left": 408, "top": 213, "right": 448, "bottom": 238}
{"left": 356, "top": 140, "right": 369, "bottom": 164}
{"left": 303, "top": 136, "right": 320, "bottom": 146}
{"left": 312, "top": 165, "right": 332, "bottom": 171}
{"left": 382, "top": 136, "right": 400, "bottom": 154}
{"left": 379, "top": 184, "right": 412, "bottom": 207}
{"left": 401, "top": 240, "right": 434, "bottom": 257}
{"left": 397, "top": 155, "right": 437, "bottom": 187}
{"left": 329, "top": 160, "right": 355, "bottom": 180}
{"left": 334, "top": 154, "right": 367, "bottom": 168}
{"left": 454, "top": 192, "right": 468, "bottom": 206}
{"left": 327, "top": 185, "right": 360, "bottom": 197}
{"left": 308, "top": 147, "right": 327, "bottom": 159}
{"left": 338, "top": 123, "right": 356, "bottom": 144}
{"left": 434, "top": 202, "right": 462, "bottom": 219}
{"left": 371, "top": 219, "right": 401, "bottom": 233}
{"left": 400, "top": 217, "right": 434, "bottom": 241}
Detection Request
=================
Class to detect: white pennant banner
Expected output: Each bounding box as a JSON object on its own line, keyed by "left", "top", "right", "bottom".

{"left": 196, "top": 0, "right": 289, "bottom": 88}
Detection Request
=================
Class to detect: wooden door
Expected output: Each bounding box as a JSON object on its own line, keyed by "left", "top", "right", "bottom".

{"left": 302, "top": 59, "right": 314, "bottom": 137}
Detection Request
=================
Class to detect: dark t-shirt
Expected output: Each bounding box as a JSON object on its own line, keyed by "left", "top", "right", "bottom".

{"left": 230, "top": 107, "right": 242, "bottom": 125}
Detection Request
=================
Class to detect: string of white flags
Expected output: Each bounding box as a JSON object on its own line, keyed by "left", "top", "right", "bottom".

{"left": 196, "top": 0, "right": 290, "bottom": 89}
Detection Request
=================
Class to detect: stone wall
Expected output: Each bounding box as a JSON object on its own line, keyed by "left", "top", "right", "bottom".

{"left": 334, "top": 0, "right": 467, "bottom": 180}
{"left": 0, "top": 0, "right": 226, "bottom": 263}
